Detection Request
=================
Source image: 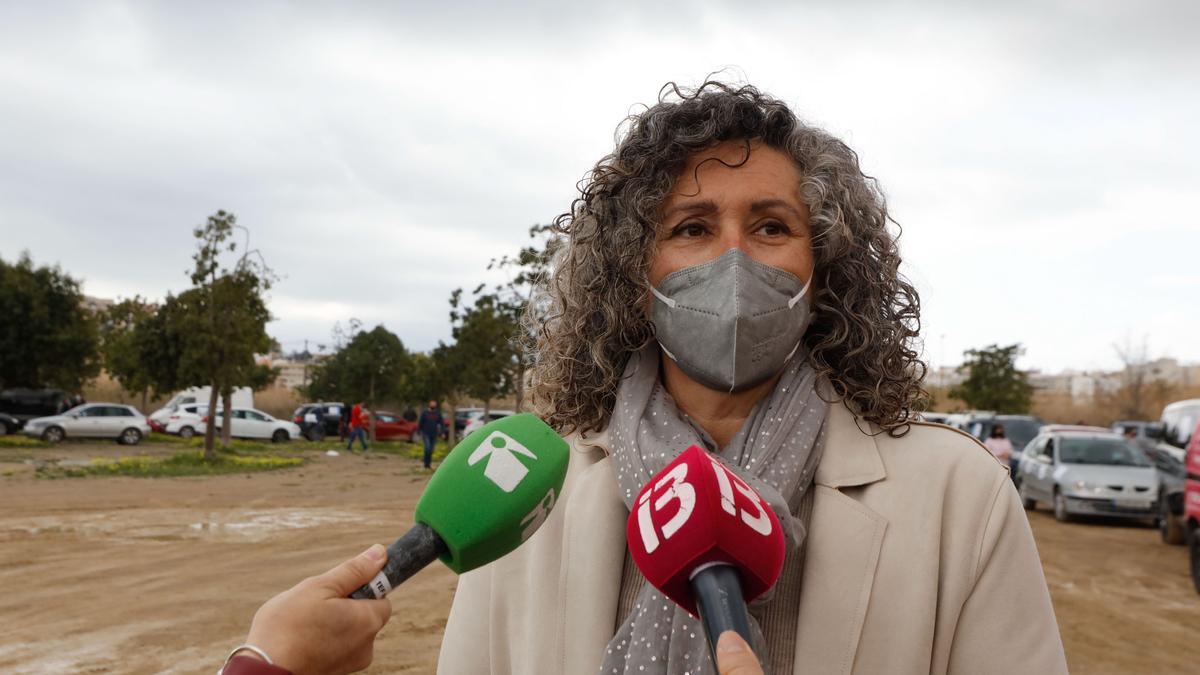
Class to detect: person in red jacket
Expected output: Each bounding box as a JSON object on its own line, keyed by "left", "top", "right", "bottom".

{"left": 346, "top": 400, "right": 369, "bottom": 452}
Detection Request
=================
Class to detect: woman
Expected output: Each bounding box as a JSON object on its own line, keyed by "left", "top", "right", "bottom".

{"left": 232, "top": 82, "right": 1067, "bottom": 675}
{"left": 437, "top": 82, "right": 1067, "bottom": 674}
{"left": 984, "top": 424, "right": 1016, "bottom": 475}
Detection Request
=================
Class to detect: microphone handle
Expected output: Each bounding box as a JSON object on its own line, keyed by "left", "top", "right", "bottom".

{"left": 689, "top": 563, "right": 756, "bottom": 664}
{"left": 349, "top": 522, "right": 448, "bottom": 599}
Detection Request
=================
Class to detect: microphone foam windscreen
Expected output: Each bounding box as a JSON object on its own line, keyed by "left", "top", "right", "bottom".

{"left": 627, "top": 445, "right": 786, "bottom": 616}
{"left": 416, "top": 413, "right": 569, "bottom": 573}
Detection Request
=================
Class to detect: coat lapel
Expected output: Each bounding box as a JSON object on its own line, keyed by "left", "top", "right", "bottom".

{"left": 792, "top": 403, "right": 888, "bottom": 673}
{"left": 558, "top": 435, "right": 629, "bottom": 673}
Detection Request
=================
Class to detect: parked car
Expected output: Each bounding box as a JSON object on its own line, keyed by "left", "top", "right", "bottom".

{"left": 291, "top": 402, "right": 345, "bottom": 441}
{"left": 366, "top": 410, "right": 419, "bottom": 441}
{"left": 941, "top": 410, "right": 994, "bottom": 432}
{"left": 461, "top": 409, "right": 515, "bottom": 436}
{"left": 1017, "top": 428, "right": 1156, "bottom": 523}
{"left": 164, "top": 404, "right": 214, "bottom": 439}
{"left": 1162, "top": 400, "right": 1200, "bottom": 450}
{"left": 453, "top": 407, "right": 483, "bottom": 437}
{"left": 207, "top": 407, "right": 301, "bottom": 442}
{"left": 917, "top": 412, "right": 951, "bottom": 425}
{"left": 1151, "top": 441, "right": 1187, "bottom": 545}
{"left": 0, "top": 388, "right": 72, "bottom": 429}
{"left": 149, "top": 386, "right": 253, "bottom": 432}
{"left": 0, "top": 412, "right": 20, "bottom": 435}
{"left": 23, "top": 403, "right": 151, "bottom": 445}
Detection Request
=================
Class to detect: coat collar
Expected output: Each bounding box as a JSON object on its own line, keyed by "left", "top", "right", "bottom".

{"left": 815, "top": 401, "right": 887, "bottom": 489}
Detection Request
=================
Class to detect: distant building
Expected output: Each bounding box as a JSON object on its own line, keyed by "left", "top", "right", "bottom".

{"left": 81, "top": 295, "right": 114, "bottom": 314}
{"left": 256, "top": 351, "right": 325, "bottom": 390}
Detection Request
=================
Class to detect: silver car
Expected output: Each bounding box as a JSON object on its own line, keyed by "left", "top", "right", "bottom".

{"left": 1018, "top": 430, "right": 1157, "bottom": 523}
{"left": 23, "top": 403, "right": 151, "bottom": 445}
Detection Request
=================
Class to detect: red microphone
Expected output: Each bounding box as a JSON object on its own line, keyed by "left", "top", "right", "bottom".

{"left": 626, "top": 445, "right": 786, "bottom": 661}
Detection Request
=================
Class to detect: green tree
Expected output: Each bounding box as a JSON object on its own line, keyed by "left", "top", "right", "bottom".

{"left": 0, "top": 253, "right": 100, "bottom": 390}
{"left": 444, "top": 290, "right": 520, "bottom": 412}
{"left": 305, "top": 323, "right": 411, "bottom": 441}
{"left": 186, "top": 211, "right": 275, "bottom": 458}
{"left": 479, "top": 224, "right": 560, "bottom": 411}
{"left": 99, "top": 297, "right": 157, "bottom": 411}
{"left": 950, "top": 343, "right": 1033, "bottom": 413}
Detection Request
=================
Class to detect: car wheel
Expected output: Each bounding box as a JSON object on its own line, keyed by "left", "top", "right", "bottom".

{"left": 1189, "top": 527, "right": 1200, "bottom": 594}
{"left": 272, "top": 429, "right": 290, "bottom": 443}
{"left": 1161, "top": 497, "right": 1185, "bottom": 545}
{"left": 179, "top": 426, "right": 195, "bottom": 440}
{"left": 42, "top": 426, "right": 65, "bottom": 443}
{"left": 119, "top": 428, "right": 142, "bottom": 445}
{"left": 1053, "top": 489, "right": 1072, "bottom": 523}
{"left": 307, "top": 428, "right": 325, "bottom": 442}
{"left": 1020, "top": 485, "right": 1036, "bottom": 511}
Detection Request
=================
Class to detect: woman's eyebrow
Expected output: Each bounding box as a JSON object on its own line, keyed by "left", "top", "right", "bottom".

{"left": 749, "top": 198, "right": 804, "bottom": 218}
{"left": 662, "top": 199, "right": 717, "bottom": 220}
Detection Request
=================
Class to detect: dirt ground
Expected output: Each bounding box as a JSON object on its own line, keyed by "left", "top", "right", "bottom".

{"left": 2, "top": 442, "right": 1198, "bottom": 674}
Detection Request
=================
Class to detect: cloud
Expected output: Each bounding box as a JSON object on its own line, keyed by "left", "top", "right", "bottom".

{"left": 0, "top": 0, "right": 1197, "bottom": 370}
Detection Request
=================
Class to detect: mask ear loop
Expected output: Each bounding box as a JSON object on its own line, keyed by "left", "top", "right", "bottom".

{"left": 786, "top": 274, "right": 813, "bottom": 309}
{"left": 650, "top": 286, "right": 677, "bottom": 308}
{"left": 782, "top": 273, "right": 814, "bottom": 365}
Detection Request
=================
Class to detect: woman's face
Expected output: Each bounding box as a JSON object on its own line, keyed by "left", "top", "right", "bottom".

{"left": 648, "top": 139, "right": 814, "bottom": 287}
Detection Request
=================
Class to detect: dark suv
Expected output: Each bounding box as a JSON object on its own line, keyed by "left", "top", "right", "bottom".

{"left": 0, "top": 388, "right": 72, "bottom": 433}
{"left": 292, "top": 402, "right": 345, "bottom": 441}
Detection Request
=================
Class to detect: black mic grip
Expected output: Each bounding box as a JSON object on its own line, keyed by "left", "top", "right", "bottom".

{"left": 349, "top": 522, "right": 448, "bottom": 599}
{"left": 689, "top": 563, "right": 756, "bottom": 664}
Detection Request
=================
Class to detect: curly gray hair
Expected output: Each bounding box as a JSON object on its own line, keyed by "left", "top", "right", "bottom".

{"left": 527, "top": 81, "right": 925, "bottom": 436}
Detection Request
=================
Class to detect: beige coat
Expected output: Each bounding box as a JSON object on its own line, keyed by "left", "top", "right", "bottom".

{"left": 438, "top": 403, "right": 1068, "bottom": 674}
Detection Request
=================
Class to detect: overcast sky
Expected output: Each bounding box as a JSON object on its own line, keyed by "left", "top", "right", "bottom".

{"left": 1, "top": 1, "right": 1197, "bottom": 373}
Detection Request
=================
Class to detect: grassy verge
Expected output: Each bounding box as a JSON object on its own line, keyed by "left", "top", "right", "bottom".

{"left": 36, "top": 450, "right": 305, "bottom": 479}
{"left": 0, "top": 435, "right": 49, "bottom": 448}
{"left": 350, "top": 439, "right": 452, "bottom": 462}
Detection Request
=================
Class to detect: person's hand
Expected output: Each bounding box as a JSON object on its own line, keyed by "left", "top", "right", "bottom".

{"left": 243, "top": 544, "right": 393, "bottom": 675}
{"left": 716, "top": 631, "right": 764, "bottom": 675}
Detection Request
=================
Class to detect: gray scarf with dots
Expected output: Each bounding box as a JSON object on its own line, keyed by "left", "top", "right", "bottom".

{"left": 601, "top": 346, "right": 828, "bottom": 675}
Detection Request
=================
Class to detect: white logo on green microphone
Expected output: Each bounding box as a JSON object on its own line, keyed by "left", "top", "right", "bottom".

{"left": 468, "top": 431, "right": 537, "bottom": 492}
{"left": 520, "top": 488, "right": 557, "bottom": 541}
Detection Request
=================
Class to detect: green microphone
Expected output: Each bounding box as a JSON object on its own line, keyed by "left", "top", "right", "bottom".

{"left": 350, "top": 413, "right": 569, "bottom": 599}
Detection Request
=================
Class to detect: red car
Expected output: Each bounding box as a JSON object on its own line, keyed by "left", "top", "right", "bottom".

{"left": 365, "top": 410, "right": 418, "bottom": 441}
{"left": 1182, "top": 412, "right": 1200, "bottom": 592}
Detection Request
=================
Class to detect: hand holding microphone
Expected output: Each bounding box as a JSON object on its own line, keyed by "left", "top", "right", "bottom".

{"left": 626, "top": 445, "right": 786, "bottom": 665}
{"left": 230, "top": 414, "right": 569, "bottom": 674}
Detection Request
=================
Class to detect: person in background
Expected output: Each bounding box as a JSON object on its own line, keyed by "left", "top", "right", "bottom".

{"left": 346, "top": 400, "right": 369, "bottom": 452}
{"left": 417, "top": 399, "right": 444, "bottom": 470}
{"left": 339, "top": 404, "right": 350, "bottom": 443}
{"left": 985, "top": 424, "right": 1016, "bottom": 477}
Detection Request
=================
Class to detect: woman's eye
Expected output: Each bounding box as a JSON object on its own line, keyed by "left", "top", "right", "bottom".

{"left": 759, "top": 220, "right": 791, "bottom": 236}
{"left": 672, "top": 222, "right": 707, "bottom": 238}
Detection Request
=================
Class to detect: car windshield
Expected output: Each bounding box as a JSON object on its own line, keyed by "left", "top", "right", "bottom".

{"left": 1058, "top": 437, "right": 1150, "bottom": 467}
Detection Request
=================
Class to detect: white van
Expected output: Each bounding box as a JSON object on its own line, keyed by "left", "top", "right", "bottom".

{"left": 149, "top": 386, "right": 253, "bottom": 430}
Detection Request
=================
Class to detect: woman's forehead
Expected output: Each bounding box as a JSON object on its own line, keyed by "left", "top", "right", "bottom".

{"left": 664, "top": 141, "right": 803, "bottom": 210}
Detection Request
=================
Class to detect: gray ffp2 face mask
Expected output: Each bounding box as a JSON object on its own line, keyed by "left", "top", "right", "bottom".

{"left": 651, "top": 248, "right": 813, "bottom": 393}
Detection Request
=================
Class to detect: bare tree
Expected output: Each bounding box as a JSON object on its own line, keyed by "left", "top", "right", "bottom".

{"left": 1106, "top": 337, "right": 1174, "bottom": 421}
